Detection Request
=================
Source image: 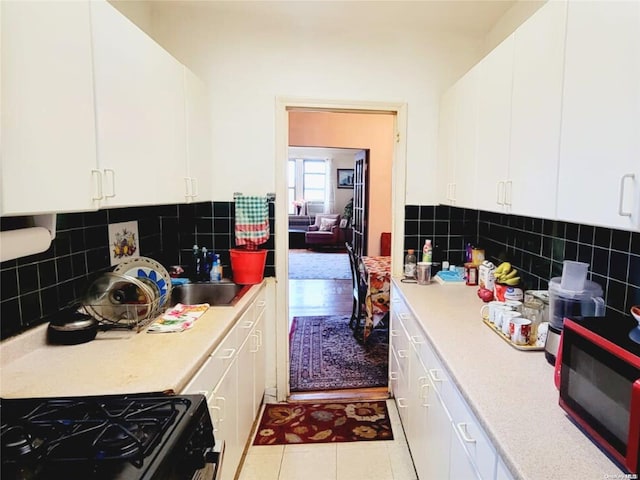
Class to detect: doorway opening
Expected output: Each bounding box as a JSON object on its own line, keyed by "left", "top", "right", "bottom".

{"left": 276, "top": 99, "right": 406, "bottom": 401}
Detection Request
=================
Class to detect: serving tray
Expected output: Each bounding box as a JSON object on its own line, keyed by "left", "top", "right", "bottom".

{"left": 482, "top": 317, "right": 544, "bottom": 351}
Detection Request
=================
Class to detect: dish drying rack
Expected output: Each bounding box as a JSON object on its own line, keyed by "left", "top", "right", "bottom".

{"left": 85, "top": 297, "right": 163, "bottom": 332}
{"left": 83, "top": 272, "right": 167, "bottom": 332}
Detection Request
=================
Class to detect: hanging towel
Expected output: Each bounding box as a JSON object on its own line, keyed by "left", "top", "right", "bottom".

{"left": 234, "top": 195, "right": 270, "bottom": 249}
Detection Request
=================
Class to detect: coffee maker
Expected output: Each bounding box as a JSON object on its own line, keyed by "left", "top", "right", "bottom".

{"left": 544, "top": 268, "right": 605, "bottom": 365}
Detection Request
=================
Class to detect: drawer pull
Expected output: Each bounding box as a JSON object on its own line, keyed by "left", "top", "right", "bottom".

{"left": 398, "top": 350, "right": 408, "bottom": 358}
{"left": 396, "top": 398, "right": 408, "bottom": 409}
{"left": 399, "top": 313, "right": 411, "bottom": 320}
{"left": 242, "top": 320, "right": 254, "bottom": 329}
{"left": 456, "top": 423, "right": 476, "bottom": 443}
{"left": 218, "top": 348, "right": 236, "bottom": 359}
{"left": 411, "top": 335, "right": 424, "bottom": 344}
{"left": 429, "top": 369, "right": 443, "bottom": 382}
{"left": 257, "top": 300, "right": 266, "bottom": 308}
{"left": 389, "top": 372, "right": 398, "bottom": 380}
{"left": 390, "top": 330, "right": 398, "bottom": 337}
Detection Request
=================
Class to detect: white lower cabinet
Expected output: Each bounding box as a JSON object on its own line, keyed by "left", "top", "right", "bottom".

{"left": 182, "top": 285, "right": 267, "bottom": 480}
{"left": 391, "top": 289, "right": 505, "bottom": 480}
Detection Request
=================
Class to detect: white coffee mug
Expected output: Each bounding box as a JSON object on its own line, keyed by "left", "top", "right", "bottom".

{"left": 500, "top": 311, "right": 521, "bottom": 336}
{"left": 510, "top": 318, "right": 532, "bottom": 345}
{"left": 480, "top": 301, "right": 506, "bottom": 324}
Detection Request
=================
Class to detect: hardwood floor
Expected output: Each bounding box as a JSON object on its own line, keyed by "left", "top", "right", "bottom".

{"left": 288, "top": 268, "right": 389, "bottom": 402}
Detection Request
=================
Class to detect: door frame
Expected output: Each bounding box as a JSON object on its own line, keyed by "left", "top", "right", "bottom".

{"left": 274, "top": 97, "right": 407, "bottom": 401}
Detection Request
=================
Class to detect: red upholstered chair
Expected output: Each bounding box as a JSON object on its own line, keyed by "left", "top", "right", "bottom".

{"left": 305, "top": 213, "right": 342, "bottom": 247}
{"left": 380, "top": 232, "right": 391, "bottom": 256}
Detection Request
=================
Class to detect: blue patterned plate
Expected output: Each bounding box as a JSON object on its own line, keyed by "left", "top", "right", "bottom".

{"left": 114, "top": 257, "right": 172, "bottom": 307}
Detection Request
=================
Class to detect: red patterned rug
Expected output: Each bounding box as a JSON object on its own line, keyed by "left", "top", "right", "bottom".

{"left": 253, "top": 401, "right": 394, "bottom": 445}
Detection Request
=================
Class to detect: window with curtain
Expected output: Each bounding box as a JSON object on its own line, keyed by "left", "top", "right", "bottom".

{"left": 288, "top": 158, "right": 327, "bottom": 214}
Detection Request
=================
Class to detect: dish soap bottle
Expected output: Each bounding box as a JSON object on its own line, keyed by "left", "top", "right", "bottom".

{"left": 191, "top": 244, "right": 200, "bottom": 281}
{"left": 210, "top": 254, "right": 222, "bottom": 282}
{"left": 422, "top": 239, "right": 433, "bottom": 263}
{"left": 404, "top": 249, "right": 417, "bottom": 279}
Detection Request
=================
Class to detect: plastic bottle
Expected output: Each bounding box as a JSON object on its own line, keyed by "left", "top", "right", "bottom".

{"left": 404, "top": 249, "right": 417, "bottom": 279}
{"left": 422, "top": 239, "right": 433, "bottom": 263}
{"left": 465, "top": 243, "right": 473, "bottom": 263}
{"left": 200, "top": 247, "right": 211, "bottom": 281}
{"left": 210, "top": 254, "right": 222, "bottom": 282}
{"left": 191, "top": 244, "right": 200, "bottom": 280}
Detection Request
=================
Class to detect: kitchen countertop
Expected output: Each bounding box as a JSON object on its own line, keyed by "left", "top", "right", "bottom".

{"left": 393, "top": 279, "right": 621, "bottom": 480}
{"left": 0, "top": 282, "right": 265, "bottom": 398}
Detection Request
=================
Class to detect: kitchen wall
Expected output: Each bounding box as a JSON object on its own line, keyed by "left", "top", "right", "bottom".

{"left": 144, "top": 2, "right": 487, "bottom": 206}
{"left": 0, "top": 202, "right": 275, "bottom": 340}
{"left": 404, "top": 205, "right": 640, "bottom": 317}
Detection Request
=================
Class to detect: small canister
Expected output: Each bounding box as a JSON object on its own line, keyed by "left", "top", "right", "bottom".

{"left": 416, "top": 262, "right": 432, "bottom": 285}
{"left": 465, "top": 262, "right": 478, "bottom": 286}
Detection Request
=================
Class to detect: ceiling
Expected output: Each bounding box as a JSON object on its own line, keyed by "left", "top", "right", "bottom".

{"left": 174, "top": 0, "right": 519, "bottom": 35}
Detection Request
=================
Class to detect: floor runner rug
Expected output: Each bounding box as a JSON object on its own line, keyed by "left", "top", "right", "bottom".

{"left": 288, "top": 251, "right": 351, "bottom": 280}
{"left": 253, "top": 401, "right": 393, "bottom": 445}
{"left": 289, "top": 315, "right": 388, "bottom": 392}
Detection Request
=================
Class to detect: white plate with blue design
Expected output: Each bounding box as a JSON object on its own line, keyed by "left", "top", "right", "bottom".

{"left": 114, "top": 257, "right": 172, "bottom": 308}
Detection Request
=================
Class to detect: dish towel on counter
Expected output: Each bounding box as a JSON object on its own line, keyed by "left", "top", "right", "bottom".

{"left": 234, "top": 195, "right": 270, "bottom": 249}
{"left": 147, "top": 303, "right": 209, "bottom": 333}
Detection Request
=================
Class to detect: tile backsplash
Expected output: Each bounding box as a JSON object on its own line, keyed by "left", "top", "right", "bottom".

{"left": 0, "top": 201, "right": 275, "bottom": 340}
{"left": 404, "top": 205, "right": 640, "bottom": 318}
{"left": 2, "top": 201, "right": 636, "bottom": 339}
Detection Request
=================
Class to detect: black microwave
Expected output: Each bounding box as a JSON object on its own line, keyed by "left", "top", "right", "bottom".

{"left": 556, "top": 314, "right": 640, "bottom": 474}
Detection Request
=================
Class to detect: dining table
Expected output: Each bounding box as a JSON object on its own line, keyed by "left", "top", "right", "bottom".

{"left": 359, "top": 255, "right": 391, "bottom": 343}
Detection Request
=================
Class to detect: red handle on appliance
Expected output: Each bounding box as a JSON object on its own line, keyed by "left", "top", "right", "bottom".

{"left": 627, "top": 379, "right": 640, "bottom": 474}
{"left": 554, "top": 328, "right": 564, "bottom": 390}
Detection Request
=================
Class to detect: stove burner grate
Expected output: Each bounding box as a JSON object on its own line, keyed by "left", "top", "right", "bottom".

{"left": 1, "top": 395, "right": 187, "bottom": 468}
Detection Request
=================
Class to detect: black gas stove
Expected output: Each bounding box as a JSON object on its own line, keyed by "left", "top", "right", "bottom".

{"left": 1, "top": 393, "right": 219, "bottom": 480}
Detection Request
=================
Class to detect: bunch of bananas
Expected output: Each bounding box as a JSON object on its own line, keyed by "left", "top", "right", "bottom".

{"left": 494, "top": 262, "right": 520, "bottom": 286}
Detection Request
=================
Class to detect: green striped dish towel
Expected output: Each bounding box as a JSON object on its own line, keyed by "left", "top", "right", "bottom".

{"left": 234, "top": 195, "right": 270, "bottom": 249}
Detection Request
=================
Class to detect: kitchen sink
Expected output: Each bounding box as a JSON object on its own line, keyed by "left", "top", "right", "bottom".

{"left": 169, "top": 281, "right": 252, "bottom": 307}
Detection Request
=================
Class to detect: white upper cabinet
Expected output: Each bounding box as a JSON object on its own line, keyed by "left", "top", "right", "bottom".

{"left": 1, "top": 1, "right": 99, "bottom": 215}
{"left": 556, "top": 1, "right": 640, "bottom": 231}
{"left": 437, "top": 65, "right": 480, "bottom": 208}
{"left": 91, "top": 0, "right": 187, "bottom": 208}
{"left": 474, "top": 35, "right": 515, "bottom": 214}
{"left": 508, "top": 0, "right": 567, "bottom": 219}
{"left": 184, "top": 68, "right": 212, "bottom": 203}
{"left": 437, "top": 88, "right": 456, "bottom": 205}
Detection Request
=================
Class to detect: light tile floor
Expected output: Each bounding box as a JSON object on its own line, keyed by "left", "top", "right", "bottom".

{"left": 237, "top": 400, "right": 417, "bottom": 480}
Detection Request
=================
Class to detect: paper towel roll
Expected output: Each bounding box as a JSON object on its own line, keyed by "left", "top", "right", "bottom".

{"left": 0, "top": 227, "right": 52, "bottom": 262}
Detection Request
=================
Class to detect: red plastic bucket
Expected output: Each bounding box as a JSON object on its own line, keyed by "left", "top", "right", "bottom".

{"left": 230, "top": 248, "right": 267, "bottom": 284}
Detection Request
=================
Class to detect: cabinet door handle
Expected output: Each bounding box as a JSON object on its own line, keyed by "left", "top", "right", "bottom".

{"left": 184, "top": 177, "right": 192, "bottom": 198}
{"left": 256, "top": 329, "right": 263, "bottom": 348}
{"left": 91, "top": 170, "right": 103, "bottom": 200}
{"left": 505, "top": 180, "right": 513, "bottom": 207}
{"left": 242, "top": 320, "right": 254, "bottom": 329}
{"left": 190, "top": 177, "right": 199, "bottom": 198}
{"left": 103, "top": 169, "right": 116, "bottom": 198}
{"left": 250, "top": 333, "right": 259, "bottom": 353}
{"left": 618, "top": 173, "right": 635, "bottom": 217}
{"left": 257, "top": 300, "right": 266, "bottom": 308}
{"left": 389, "top": 372, "right": 398, "bottom": 381}
{"left": 497, "top": 181, "right": 505, "bottom": 205}
{"left": 419, "top": 380, "right": 430, "bottom": 407}
{"left": 215, "top": 396, "right": 226, "bottom": 422}
{"left": 390, "top": 329, "right": 398, "bottom": 337}
{"left": 396, "top": 398, "right": 408, "bottom": 409}
{"left": 398, "top": 350, "right": 408, "bottom": 358}
{"left": 411, "top": 335, "right": 424, "bottom": 344}
{"left": 429, "top": 369, "right": 443, "bottom": 382}
{"left": 456, "top": 423, "right": 476, "bottom": 443}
